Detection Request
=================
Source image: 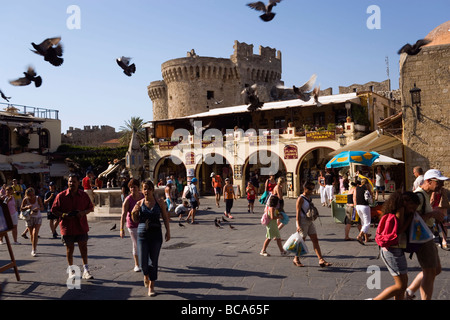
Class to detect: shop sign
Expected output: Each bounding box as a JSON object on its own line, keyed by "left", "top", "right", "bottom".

{"left": 284, "top": 145, "right": 298, "bottom": 159}
{"left": 305, "top": 131, "right": 336, "bottom": 142}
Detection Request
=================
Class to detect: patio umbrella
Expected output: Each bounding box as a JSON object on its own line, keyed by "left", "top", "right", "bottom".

{"left": 326, "top": 151, "right": 380, "bottom": 169}
{"left": 373, "top": 154, "right": 404, "bottom": 166}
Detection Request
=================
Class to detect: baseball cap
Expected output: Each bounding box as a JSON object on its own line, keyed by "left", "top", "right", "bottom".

{"left": 191, "top": 178, "right": 198, "bottom": 183}
{"left": 424, "top": 169, "right": 449, "bottom": 181}
{"left": 210, "top": 172, "right": 215, "bottom": 177}
{"left": 49, "top": 181, "right": 55, "bottom": 186}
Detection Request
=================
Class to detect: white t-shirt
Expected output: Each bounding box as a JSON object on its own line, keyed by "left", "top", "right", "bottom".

{"left": 413, "top": 175, "right": 424, "bottom": 191}
{"left": 175, "top": 204, "right": 190, "bottom": 215}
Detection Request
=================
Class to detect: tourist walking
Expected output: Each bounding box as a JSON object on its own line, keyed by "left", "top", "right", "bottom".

{"left": 246, "top": 181, "right": 256, "bottom": 213}
{"left": 223, "top": 178, "right": 237, "bottom": 219}
{"left": 131, "top": 179, "right": 170, "bottom": 297}
{"left": 211, "top": 172, "right": 223, "bottom": 208}
{"left": 44, "top": 182, "right": 59, "bottom": 239}
{"left": 318, "top": 170, "right": 326, "bottom": 206}
{"left": 405, "top": 169, "right": 448, "bottom": 300}
{"left": 324, "top": 169, "right": 335, "bottom": 207}
{"left": 344, "top": 182, "right": 361, "bottom": 240}
{"left": 354, "top": 178, "right": 373, "bottom": 245}
{"left": 165, "top": 180, "right": 175, "bottom": 213}
{"left": 293, "top": 181, "right": 332, "bottom": 268}
{"left": 120, "top": 178, "right": 144, "bottom": 272}
{"left": 20, "top": 187, "right": 44, "bottom": 257}
{"left": 375, "top": 166, "right": 386, "bottom": 201}
{"left": 260, "top": 195, "right": 287, "bottom": 257}
{"left": 185, "top": 178, "right": 200, "bottom": 224}
{"left": 373, "top": 191, "right": 419, "bottom": 300}
{"left": 51, "top": 173, "right": 95, "bottom": 280}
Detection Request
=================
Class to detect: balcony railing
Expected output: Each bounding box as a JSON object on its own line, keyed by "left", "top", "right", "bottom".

{"left": 0, "top": 102, "right": 59, "bottom": 120}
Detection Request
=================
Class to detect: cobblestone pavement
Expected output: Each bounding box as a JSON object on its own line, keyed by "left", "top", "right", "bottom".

{"left": 1, "top": 195, "right": 450, "bottom": 302}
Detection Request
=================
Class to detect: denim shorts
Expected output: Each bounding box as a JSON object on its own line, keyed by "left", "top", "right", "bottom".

{"left": 380, "top": 247, "right": 407, "bottom": 277}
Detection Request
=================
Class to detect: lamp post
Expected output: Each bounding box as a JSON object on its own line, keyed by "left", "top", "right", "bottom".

{"left": 410, "top": 83, "right": 422, "bottom": 122}
{"left": 345, "top": 102, "right": 352, "bottom": 118}
{"left": 338, "top": 133, "right": 347, "bottom": 147}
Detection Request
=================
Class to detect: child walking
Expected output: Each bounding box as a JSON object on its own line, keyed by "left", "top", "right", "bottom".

{"left": 260, "top": 195, "right": 288, "bottom": 257}
{"left": 246, "top": 181, "right": 256, "bottom": 213}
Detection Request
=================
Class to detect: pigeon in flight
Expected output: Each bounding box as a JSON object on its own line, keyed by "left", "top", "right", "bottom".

{"left": 0, "top": 90, "right": 11, "bottom": 102}
{"left": 31, "top": 37, "right": 64, "bottom": 66}
{"left": 277, "top": 74, "right": 320, "bottom": 103}
{"left": 242, "top": 84, "right": 264, "bottom": 112}
{"left": 9, "top": 67, "right": 42, "bottom": 88}
{"left": 398, "top": 39, "right": 431, "bottom": 55}
{"left": 116, "top": 56, "right": 136, "bottom": 76}
{"left": 110, "top": 224, "right": 116, "bottom": 231}
{"left": 247, "top": 0, "right": 282, "bottom": 22}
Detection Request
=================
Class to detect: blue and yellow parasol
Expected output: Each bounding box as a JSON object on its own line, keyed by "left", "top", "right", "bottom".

{"left": 326, "top": 151, "right": 380, "bottom": 169}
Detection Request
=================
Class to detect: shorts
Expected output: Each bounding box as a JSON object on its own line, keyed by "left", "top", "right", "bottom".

{"left": 247, "top": 199, "right": 255, "bottom": 204}
{"left": 298, "top": 217, "right": 317, "bottom": 238}
{"left": 190, "top": 200, "right": 199, "bottom": 209}
{"left": 26, "top": 215, "right": 42, "bottom": 228}
{"left": 376, "top": 186, "right": 385, "bottom": 191}
{"left": 62, "top": 233, "right": 89, "bottom": 246}
{"left": 214, "top": 187, "right": 221, "bottom": 194}
{"left": 345, "top": 206, "right": 360, "bottom": 225}
{"left": 380, "top": 247, "right": 407, "bottom": 277}
{"left": 416, "top": 240, "right": 441, "bottom": 269}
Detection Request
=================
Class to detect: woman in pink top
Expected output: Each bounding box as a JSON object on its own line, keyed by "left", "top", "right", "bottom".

{"left": 120, "top": 179, "right": 144, "bottom": 272}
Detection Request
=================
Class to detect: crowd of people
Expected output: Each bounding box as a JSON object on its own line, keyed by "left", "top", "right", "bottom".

{"left": 0, "top": 164, "right": 448, "bottom": 299}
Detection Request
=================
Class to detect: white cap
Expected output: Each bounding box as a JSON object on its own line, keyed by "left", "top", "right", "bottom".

{"left": 210, "top": 172, "right": 215, "bottom": 177}
{"left": 424, "top": 169, "right": 449, "bottom": 181}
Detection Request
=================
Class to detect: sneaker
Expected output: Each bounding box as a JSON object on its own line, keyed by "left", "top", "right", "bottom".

{"left": 259, "top": 251, "right": 270, "bottom": 257}
{"left": 82, "top": 270, "right": 94, "bottom": 280}
{"left": 31, "top": 250, "right": 37, "bottom": 257}
{"left": 133, "top": 265, "right": 141, "bottom": 272}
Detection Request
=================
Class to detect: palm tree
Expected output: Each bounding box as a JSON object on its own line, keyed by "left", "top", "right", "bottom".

{"left": 119, "top": 116, "right": 146, "bottom": 146}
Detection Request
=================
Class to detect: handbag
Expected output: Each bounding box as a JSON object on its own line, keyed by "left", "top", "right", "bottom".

{"left": 283, "top": 232, "right": 308, "bottom": 256}
{"left": 20, "top": 209, "right": 31, "bottom": 221}
{"left": 301, "top": 195, "right": 319, "bottom": 221}
{"left": 279, "top": 211, "right": 289, "bottom": 225}
{"left": 259, "top": 190, "right": 269, "bottom": 205}
{"left": 260, "top": 206, "right": 270, "bottom": 226}
{"left": 409, "top": 212, "right": 434, "bottom": 244}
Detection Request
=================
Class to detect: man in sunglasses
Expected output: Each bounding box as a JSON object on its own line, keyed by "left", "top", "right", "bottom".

{"left": 406, "top": 169, "right": 449, "bottom": 300}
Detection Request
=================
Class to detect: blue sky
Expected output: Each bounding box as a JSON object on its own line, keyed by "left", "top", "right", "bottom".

{"left": 0, "top": 0, "right": 448, "bottom": 133}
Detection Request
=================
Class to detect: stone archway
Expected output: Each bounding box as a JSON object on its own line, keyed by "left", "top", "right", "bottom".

{"left": 195, "top": 153, "right": 232, "bottom": 195}
{"left": 154, "top": 155, "right": 186, "bottom": 183}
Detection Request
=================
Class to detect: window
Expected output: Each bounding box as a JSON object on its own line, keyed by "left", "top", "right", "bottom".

{"left": 39, "top": 129, "right": 50, "bottom": 150}
{"left": 313, "top": 112, "right": 325, "bottom": 127}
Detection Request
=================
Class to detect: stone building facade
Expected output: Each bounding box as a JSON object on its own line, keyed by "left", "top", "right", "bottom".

{"left": 61, "top": 125, "right": 121, "bottom": 147}
{"left": 148, "top": 41, "right": 282, "bottom": 120}
{"left": 400, "top": 21, "right": 450, "bottom": 189}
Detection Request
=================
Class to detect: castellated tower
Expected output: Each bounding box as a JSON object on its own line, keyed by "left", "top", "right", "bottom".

{"left": 148, "top": 40, "right": 282, "bottom": 120}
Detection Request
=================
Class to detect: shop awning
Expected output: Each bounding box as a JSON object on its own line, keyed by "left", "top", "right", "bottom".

{"left": 12, "top": 162, "right": 49, "bottom": 174}
{"left": 328, "top": 131, "right": 403, "bottom": 157}
{"left": 49, "top": 162, "right": 70, "bottom": 177}
{"left": 0, "top": 163, "right": 12, "bottom": 171}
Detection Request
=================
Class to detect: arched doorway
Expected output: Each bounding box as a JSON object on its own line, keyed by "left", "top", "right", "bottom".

{"left": 243, "top": 150, "right": 287, "bottom": 194}
{"left": 154, "top": 155, "right": 186, "bottom": 185}
{"left": 296, "top": 147, "right": 335, "bottom": 195}
{"left": 196, "top": 153, "right": 232, "bottom": 195}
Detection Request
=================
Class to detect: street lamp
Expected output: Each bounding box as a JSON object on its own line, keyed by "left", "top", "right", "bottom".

{"left": 338, "top": 133, "right": 347, "bottom": 147}
{"left": 345, "top": 102, "right": 352, "bottom": 118}
{"left": 410, "top": 83, "right": 422, "bottom": 121}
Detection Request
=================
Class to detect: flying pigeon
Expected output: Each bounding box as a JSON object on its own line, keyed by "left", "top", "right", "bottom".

{"left": 0, "top": 90, "right": 11, "bottom": 102}
{"left": 110, "top": 224, "right": 116, "bottom": 231}
{"left": 247, "top": 0, "right": 282, "bottom": 22}
{"left": 116, "top": 56, "right": 136, "bottom": 76}
{"left": 398, "top": 39, "right": 431, "bottom": 55}
{"left": 277, "top": 74, "right": 319, "bottom": 103}
{"left": 31, "top": 37, "right": 64, "bottom": 66}
{"left": 9, "top": 67, "right": 42, "bottom": 88}
{"left": 214, "top": 218, "right": 222, "bottom": 228}
{"left": 242, "top": 84, "right": 264, "bottom": 111}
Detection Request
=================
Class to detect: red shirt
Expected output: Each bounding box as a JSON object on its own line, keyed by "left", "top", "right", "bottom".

{"left": 82, "top": 176, "right": 92, "bottom": 190}
{"left": 51, "top": 188, "right": 94, "bottom": 236}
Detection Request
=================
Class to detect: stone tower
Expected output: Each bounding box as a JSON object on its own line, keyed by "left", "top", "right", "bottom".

{"left": 148, "top": 41, "right": 282, "bottom": 120}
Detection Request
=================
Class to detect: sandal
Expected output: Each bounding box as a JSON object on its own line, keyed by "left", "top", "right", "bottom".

{"left": 356, "top": 237, "right": 365, "bottom": 246}
{"left": 293, "top": 260, "right": 305, "bottom": 267}
{"left": 319, "top": 260, "right": 332, "bottom": 268}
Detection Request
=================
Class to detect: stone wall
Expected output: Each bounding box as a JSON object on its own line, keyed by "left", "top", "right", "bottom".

{"left": 62, "top": 125, "right": 121, "bottom": 147}
{"left": 400, "top": 43, "right": 450, "bottom": 189}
